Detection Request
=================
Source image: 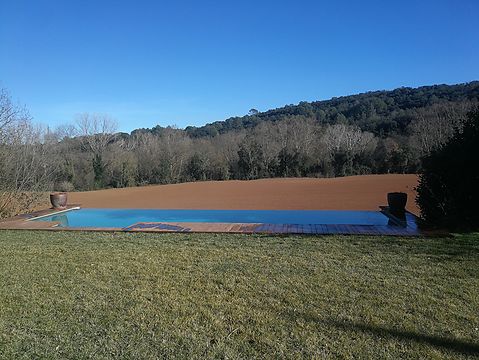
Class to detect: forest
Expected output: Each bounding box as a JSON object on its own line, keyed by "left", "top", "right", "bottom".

{"left": 0, "top": 81, "right": 478, "bottom": 216}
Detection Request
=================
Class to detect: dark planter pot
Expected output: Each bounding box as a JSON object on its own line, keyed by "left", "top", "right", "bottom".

{"left": 388, "top": 192, "right": 407, "bottom": 214}
{"left": 50, "top": 192, "right": 68, "bottom": 209}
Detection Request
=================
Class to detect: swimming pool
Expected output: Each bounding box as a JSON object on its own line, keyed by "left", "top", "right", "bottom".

{"left": 31, "top": 208, "right": 393, "bottom": 228}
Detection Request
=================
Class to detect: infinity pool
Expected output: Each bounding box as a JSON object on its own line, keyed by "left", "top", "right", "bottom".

{"left": 31, "top": 208, "right": 392, "bottom": 228}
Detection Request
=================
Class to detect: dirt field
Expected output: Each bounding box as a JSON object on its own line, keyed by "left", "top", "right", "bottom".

{"left": 69, "top": 174, "right": 419, "bottom": 214}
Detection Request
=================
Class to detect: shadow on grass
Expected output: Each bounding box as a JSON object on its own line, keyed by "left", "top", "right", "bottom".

{"left": 282, "top": 308, "right": 478, "bottom": 355}
{"left": 314, "top": 315, "right": 479, "bottom": 356}
{"left": 332, "top": 319, "right": 478, "bottom": 356}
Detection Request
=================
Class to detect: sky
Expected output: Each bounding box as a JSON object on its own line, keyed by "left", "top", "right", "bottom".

{"left": 1, "top": 0, "right": 478, "bottom": 133}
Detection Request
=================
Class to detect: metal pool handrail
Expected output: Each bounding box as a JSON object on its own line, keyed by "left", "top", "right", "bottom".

{"left": 26, "top": 206, "right": 81, "bottom": 222}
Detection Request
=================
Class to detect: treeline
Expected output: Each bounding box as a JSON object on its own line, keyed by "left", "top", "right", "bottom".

{"left": 181, "top": 81, "right": 479, "bottom": 138}
{"left": 0, "top": 82, "right": 478, "bottom": 216}
{"left": 52, "top": 101, "right": 476, "bottom": 191}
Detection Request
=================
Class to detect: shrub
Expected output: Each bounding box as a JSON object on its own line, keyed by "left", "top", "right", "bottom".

{"left": 416, "top": 110, "right": 479, "bottom": 229}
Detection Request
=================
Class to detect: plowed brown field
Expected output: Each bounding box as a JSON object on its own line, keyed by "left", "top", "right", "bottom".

{"left": 69, "top": 174, "right": 419, "bottom": 214}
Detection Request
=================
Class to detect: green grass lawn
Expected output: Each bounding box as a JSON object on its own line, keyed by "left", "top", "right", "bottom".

{"left": 0, "top": 231, "right": 478, "bottom": 359}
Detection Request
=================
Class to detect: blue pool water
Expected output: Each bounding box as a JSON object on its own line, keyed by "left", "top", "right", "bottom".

{"left": 32, "top": 208, "right": 391, "bottom": 228}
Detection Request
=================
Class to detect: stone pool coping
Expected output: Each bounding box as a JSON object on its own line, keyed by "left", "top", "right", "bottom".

{"left": 0, "top": 205, "right": 432, "bottom": 236}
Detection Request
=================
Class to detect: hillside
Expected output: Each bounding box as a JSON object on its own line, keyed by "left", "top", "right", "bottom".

{"left": 132, "top": 81, "right": 479, "bottom": 138}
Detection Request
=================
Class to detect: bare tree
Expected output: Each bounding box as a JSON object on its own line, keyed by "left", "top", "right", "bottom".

{"left": 322, "top": 124, "right": 376, "bottom": 155}
{"left": 0, "top": 88, "right": 24, "bottom": 134}
{"left": 160, "top": 126, "right": 192, "bottom": 182}
{"left": 75, "top": 113, "right": 118, "bottom": 188}
{"left": 211, "top": 131, "right": 243, "bottom": 168}
{"left": 409, "top": 102, "right": 475, "bottom": 155}
{"left": 276, "top": 116, "right": 321, "bottom": 156}
{"left": 75, "top": 113, "right": 118, "bottom": 155}
{"left": 130, "top": 132, "right": 162, "bottom": 184}
{"left": 253, "top": 122, "right": 281, "bottom": 175}
{"left": 54, "top": 123, "right": 77, "bottom": 141}
{"left": 0, "top": 91, "right": 52, "bottom": 216}
{"left": 320, "top": 124, "right": 377, "bottom": 175}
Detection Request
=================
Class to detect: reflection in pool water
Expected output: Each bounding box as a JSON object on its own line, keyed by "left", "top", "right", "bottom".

{"left": 51, "top": 214, "right": 69, "bottom": 227}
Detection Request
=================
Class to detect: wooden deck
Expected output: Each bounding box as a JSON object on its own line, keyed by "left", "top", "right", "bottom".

{"left": 121, "top": 220, "right": 421, "bottom": 236}
{"left": 0, "top": 205, "right": 81, "bottom": 230}
{"left": 0, "top": 206, "right": 425, "bottom": 236}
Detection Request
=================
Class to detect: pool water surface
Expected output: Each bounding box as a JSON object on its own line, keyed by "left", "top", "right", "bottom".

{"left": 32, "top": 208, "right": 393, "bottom": 228}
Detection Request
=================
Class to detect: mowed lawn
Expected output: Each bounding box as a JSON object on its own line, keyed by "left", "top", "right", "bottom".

{"left": 0, "top": 231, "right": 478, "bottom": 359}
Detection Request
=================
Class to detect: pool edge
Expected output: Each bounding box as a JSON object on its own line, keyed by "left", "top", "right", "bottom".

{"left": 0, "top": 206, "right": 438, "bottom": 236}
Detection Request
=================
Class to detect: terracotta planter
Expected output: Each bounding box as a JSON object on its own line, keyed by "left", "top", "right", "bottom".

{"left": 387, "top": 192, "right": 407, "bottom": 214}
{"left": 50, "top": 192, "right": 68, "bottom": 209}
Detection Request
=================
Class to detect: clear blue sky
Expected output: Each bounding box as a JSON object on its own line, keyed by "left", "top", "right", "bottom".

{"left": 1, "top": 0, "right": 478, "bottom": 132}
